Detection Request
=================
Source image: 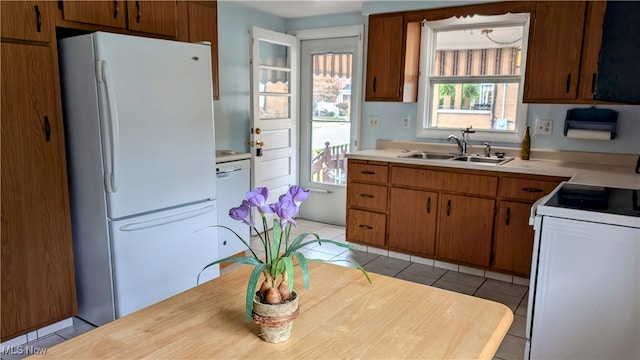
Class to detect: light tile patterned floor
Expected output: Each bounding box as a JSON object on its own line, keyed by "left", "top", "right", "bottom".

{"left": 2, "top": 219, "right": 528, "bottom": 360}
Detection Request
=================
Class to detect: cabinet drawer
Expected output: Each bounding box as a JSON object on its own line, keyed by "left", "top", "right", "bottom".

{"left": 500, "top": 178, "right": 561, "bottom": 201}
{"left": 390, "top": 166, "right": 443, "bottom": 189}
{"left": 348, "top": 183, "right": 388, "bottom": 211}
{"left": 347, "top": 209, "right": 386, "bottom": 247}
{"left": 441, "top": 172, "right": 498, "bottom": 197}
{"left": 348, "top": 161, "right": 388, "bottom": 184}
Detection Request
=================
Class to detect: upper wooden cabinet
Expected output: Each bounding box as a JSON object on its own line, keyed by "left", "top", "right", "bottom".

{"left": 59, "top": 0, "right": 127, "bottom": 29}
{"left": 1, "top": 1, "right": 53, "bottom": 42}
{"left": 187, "top": 1, "right": 219, "bottom": 100}
{"left": 523, "top": 1, "right": 587, "bottom": 102}
{"left": 365, "top": 14, "right": 405, "bottom": 101}
{"left": 126, "top": 0, "right": 178, "bottom": 37}
{"left": 58, "top": 0, "right": 179, "bottom": 38}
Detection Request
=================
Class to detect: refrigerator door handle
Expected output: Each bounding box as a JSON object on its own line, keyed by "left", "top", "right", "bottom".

{"left": 119, "top": 204, "right": 217, "bottom": 232}
{"left": 97, "top": 60, "right": 120, "bottom": 193}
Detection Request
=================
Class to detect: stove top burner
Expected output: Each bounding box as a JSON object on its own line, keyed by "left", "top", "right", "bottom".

{"left": 545, "top": 183, "right": 640, "bottom": 217}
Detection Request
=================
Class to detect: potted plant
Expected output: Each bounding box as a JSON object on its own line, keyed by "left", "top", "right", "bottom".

{"left": 199, "top": 185, "right": 370, "bottom": 343}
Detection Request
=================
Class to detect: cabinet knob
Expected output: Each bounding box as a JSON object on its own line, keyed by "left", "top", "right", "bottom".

{"left": 34, "top": 5, "right": 42, "bottom": 32}
{"left": 44, "top": 116, "right": 51, "bottom": 142}
{"left": 359, "top": 224, "right": 373, "bottom": 230}
{"left": 446, "top": 199, "right": 451, "bottom": 216}
{"left": 565, "top": 73, "right": 572, "bottom": 93}
{"left": 522, "top": 187, "right": 543, "bottom": 193}
{"left": 372, "top": 77, "right": 377, "bottom": 93}
{"left": 505, "top": 207, "right": 511, "bottom": 225}
{"left": 426, "top": 197, "right": 431, "bottom": 214}
{"left": 360, "top": 170, "right": 375, "bottom": 175}
{"left": 135, "top": 1, "right": 141, "bottom": 23}
{"left": 360, "top": 194, "right": 374, "bottom": 199}
{"left": 113, "top": 0, "right": 119, "bottom": 19}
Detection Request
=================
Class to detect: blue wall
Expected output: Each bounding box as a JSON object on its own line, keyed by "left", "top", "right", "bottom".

{"left": 216, "top": 1, "right": 640, "bottom": 155}
{"left": 214, "top": 2, "right": 286, "bottom": 151}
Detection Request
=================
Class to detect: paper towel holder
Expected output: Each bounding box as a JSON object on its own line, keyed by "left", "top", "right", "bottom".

{"left": 564, "top": 106, "right": 618, "bottom": 139}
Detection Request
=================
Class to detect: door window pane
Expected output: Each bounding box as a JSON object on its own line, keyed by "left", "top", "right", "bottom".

{"left": 309, "top": 53, "right": 352, "bottom": 185}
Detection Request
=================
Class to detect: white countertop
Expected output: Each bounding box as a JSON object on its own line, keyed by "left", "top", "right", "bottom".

{"left": 215, "top": 150, "right": 251, "bottom": 163}
{"left": 347, "top": 144, "right": 640, "bottom": 190}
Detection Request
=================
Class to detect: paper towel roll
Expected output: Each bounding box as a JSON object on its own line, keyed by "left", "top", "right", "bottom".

{"left": 566, "top": 129, "right": 611, "bottom": 140}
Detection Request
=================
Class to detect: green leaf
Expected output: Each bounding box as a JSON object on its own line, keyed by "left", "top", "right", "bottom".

{"left": 283, "top": 256, "right": 294, "bottom": 291}
{"left": 289, "top": 238, "right": 353, "bottom": 254}
{"left": 270, "top": 219, "right": 283, "bottom": 264}
{"left": 215, "top": 224, "right": 261, "bottom": 259}
{"left": 294, "top": 252, "right": 310, "bottom": 290}
{"left": 322, "top": 259, "right": 373, "bottom": 284}
{"left": 245, "top": 264, "right": 266, "bottom": 322}
{"left": 288, "top": 232, "right": 319, "bottom": 251}
{"left": 197, "top": 256, "right": 263, "bottom": 285}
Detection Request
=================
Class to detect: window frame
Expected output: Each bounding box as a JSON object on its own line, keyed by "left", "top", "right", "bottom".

{"left": 416, "top": 13, "right": 531, "bottom": 143}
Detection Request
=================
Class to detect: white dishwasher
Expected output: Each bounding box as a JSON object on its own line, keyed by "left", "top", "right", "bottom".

{"left": 216, "top": 158, "right": 251, "bottom": 259}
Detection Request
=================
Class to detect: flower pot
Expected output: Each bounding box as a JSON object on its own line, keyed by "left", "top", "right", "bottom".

{"left": 252, "top": 291, "right": 299, "bottom": 343}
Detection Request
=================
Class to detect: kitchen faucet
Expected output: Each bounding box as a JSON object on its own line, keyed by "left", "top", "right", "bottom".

{"left": 448, "top": 135, "right": 464, "bottom": 154}
{"left": 448, "top": 126, "right": 475, "bottom": 155}
{"left": 483, "top": 142, "right": 492, "bottom": 157}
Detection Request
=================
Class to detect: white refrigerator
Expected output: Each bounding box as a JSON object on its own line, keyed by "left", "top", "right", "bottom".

{"left": 59, "top": 32, "right": 220, "bottom": 326}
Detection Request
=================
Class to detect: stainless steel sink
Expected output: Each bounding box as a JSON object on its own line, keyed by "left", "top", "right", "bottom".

{"left": 398, "top": 152, "right": 457, "bottom": 160}
{"left": 452, "top": 155, "right": 514, "bottom": 165}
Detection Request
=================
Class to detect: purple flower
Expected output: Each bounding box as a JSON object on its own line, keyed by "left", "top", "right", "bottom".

{"left": 229, "top": 201, "right": 252, "bottom": 226}
{"left": 286, "top": 185, "right": 310, "bottom": 205}
{"left": 245, "top": 187, "right": 272, "bottom": 214}
{"left": 270, "top": 197, "right": 299, "bottom": 228}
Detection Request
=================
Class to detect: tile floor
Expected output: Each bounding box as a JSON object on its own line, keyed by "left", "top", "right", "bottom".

{"left": 2, "top": 219, "right": 529, "bottom": 360}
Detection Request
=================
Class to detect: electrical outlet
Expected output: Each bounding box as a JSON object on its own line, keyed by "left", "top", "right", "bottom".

{"left": 534, "top": 119, "right": 553, "bottom": 135}
{"left": 402, "top": 116, "right": 410, "bottom": 129}
{"left": 368, "top": 115, "right": 380, "bottom": 129}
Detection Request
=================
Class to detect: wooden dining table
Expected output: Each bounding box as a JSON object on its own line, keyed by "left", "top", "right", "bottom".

{"left": 35, "top": 263, "right": 513, "bottom": 359}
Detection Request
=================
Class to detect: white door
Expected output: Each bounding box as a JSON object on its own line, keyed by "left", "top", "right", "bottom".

{"left": 110, "top": 200, "right": 219, "bottom": 319}
{"left": 91, "top": 32, "right": 217, "bottom": 218}
{"left": 297, "top": 29, "right": 363, "bottom": 225}
{"left": 249, "top": 27, "right": 298, "bottom": 231}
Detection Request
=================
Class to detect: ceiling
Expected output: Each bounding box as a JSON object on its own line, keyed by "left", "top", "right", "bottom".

{"left": 231, "top": 0, "right": 367, "bottom": 19}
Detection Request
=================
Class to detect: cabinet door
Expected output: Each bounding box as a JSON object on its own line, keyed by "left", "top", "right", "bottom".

{"left": 437, "top": 194, "right": 494, "bottom": 267}
{"left": 578, "top": 1, "right": 607, "bottom": 101}
{"left": 389, "top": 188, "right": 437, "bottom": 257}
{"left": 1, "top": 43, "right": 76, "bottom": 341}
{"left": 493, "top": 201, "right": 534, "bottom": 276}
{"left": 127, "top": 0, "right": 178, "bottom": 37}
{"left": 60, "top": 0, "right": 126, "bottom": 29}
{"left": 188, "top": 1, "right": 219, "bottom": 100}
{"left": 1, "top": 1, "right": 52, "bottom": 42}
{"left": 523, "top": 1, "right": 587, "bottom": 102}
{"left": 365, "top": 14, "right": 404, "bottom": 101}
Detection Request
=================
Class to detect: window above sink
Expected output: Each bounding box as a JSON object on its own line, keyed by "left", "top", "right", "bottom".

{"left": 416, "top": 13, "right": 530, "bottom": 144}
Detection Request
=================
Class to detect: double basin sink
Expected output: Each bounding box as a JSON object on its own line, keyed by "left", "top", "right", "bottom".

{"left": 398, "top": 151, "right": 514, "bottom": 165}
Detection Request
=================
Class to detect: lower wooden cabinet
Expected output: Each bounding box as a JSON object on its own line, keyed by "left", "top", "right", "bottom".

{"left": 437, "top": 193, "right": 495, "bottom": 267}
{"left": 388, "top": 188, "right": 437, "bottom": 256}
{"left": 1, "top": 42, "right": 76, "bottom": 341}
{"left": 493, "top": 201, "right": 535, "bottom": 276}
{"left": 346, "top": 159, "right": 567, "bottom": 276}
{"left": 346, "top": 209, "right": 386, "bottom": 247}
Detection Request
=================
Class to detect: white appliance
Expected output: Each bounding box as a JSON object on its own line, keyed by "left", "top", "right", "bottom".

{"left": 216, "top": 157, "right": 251, "bottom": 259}
{"left": 59, "top": 32, "right": 220, "bottom": 326}
{"left": 527, "top": 182, "right": 640, "bottom": 359}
